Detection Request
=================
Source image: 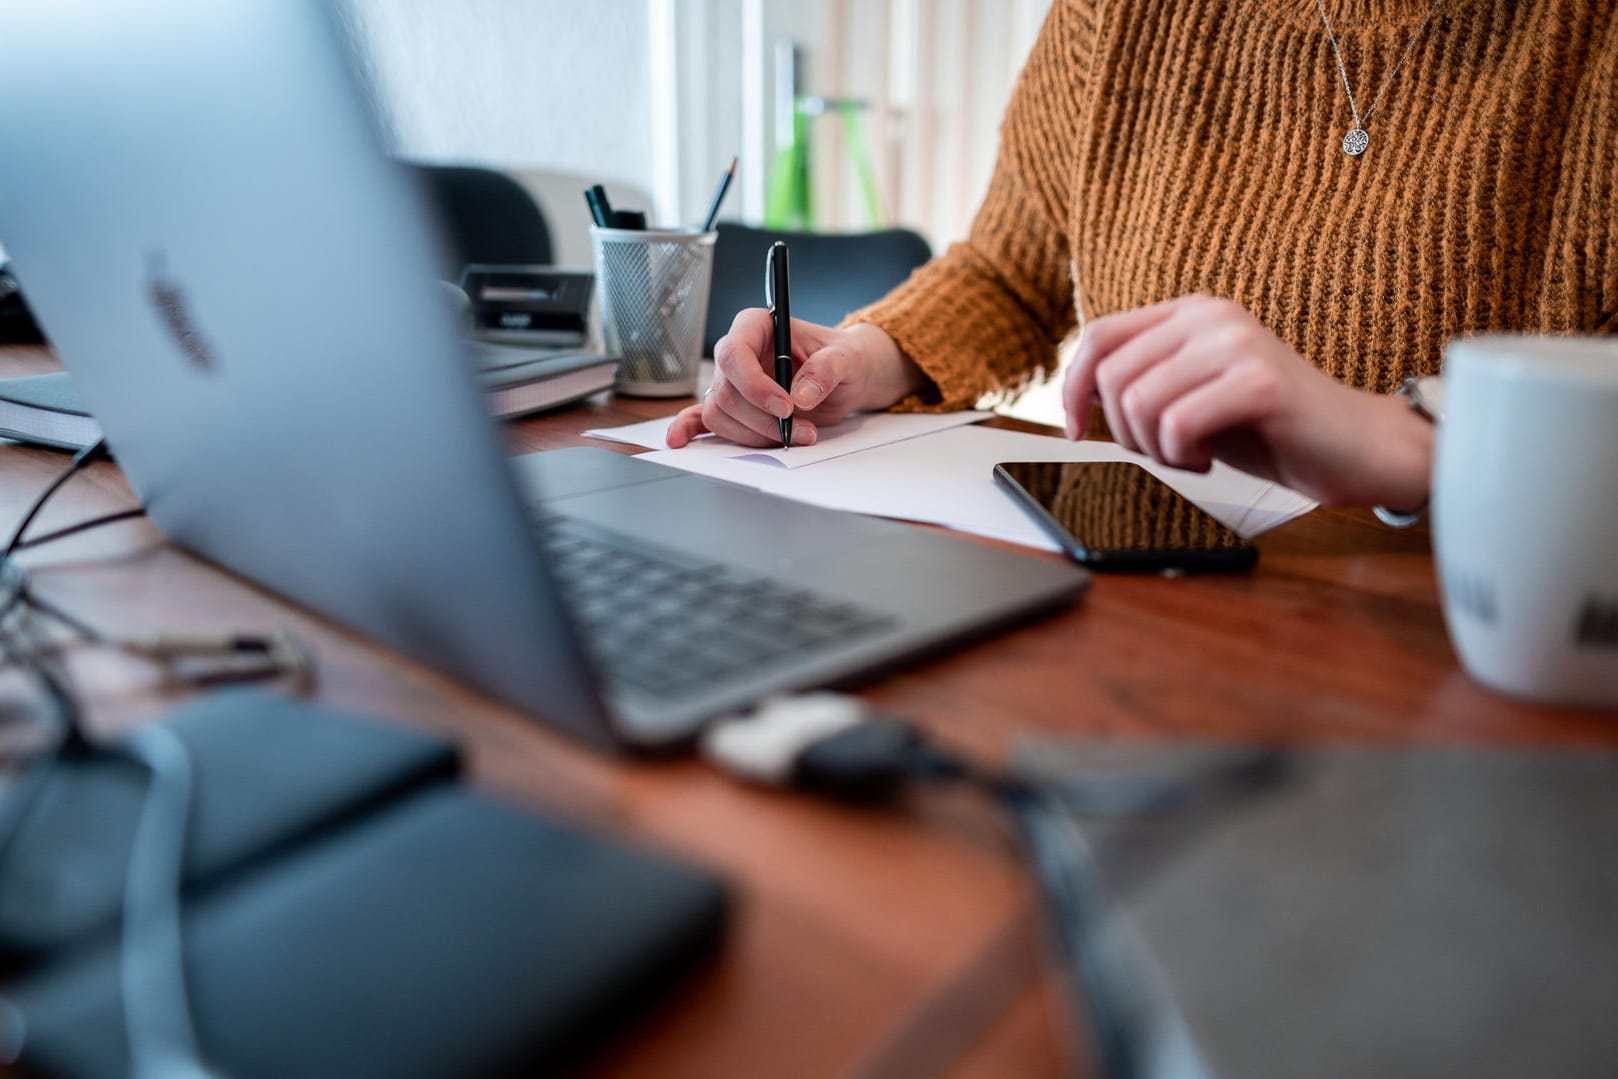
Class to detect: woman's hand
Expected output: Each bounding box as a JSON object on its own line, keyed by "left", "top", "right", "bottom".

{"left": 1062, "top": 294, "right": 1432, "bottom": 509}
{"left": 666, "top": 312, "right": 926, "bottom": 448}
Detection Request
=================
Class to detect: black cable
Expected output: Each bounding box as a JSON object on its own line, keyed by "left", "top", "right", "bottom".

{"left": 715, "top": 707, "right": 1286, "bottom": 1079}
{"left": 0, "top": 567, "right": 27, "bottom": 625}
{"left": 0, "top": 437, "right": 241, "bottom": 1078}
{"left": 0, "top": 435, "right": 139, "bottom": 725}
{"left": 789, "top": 729, "right": 1143, "bottom": 1076}
{"left": 997, "top": 782, "right": 1147, "bottom": 1079}
{"left": 11, "top": 507, "right": 146, "bottom": 552}
{"left": 0, "top": 576, "right": 86, "bottom": 865}
{"left": 3, "top": 439, "right": 112, "bottom": 558}
{"left": 0, "top": 434, "right": 125, "bottom": 724}
{"left": 0, "top": 600, "right": 214, "bottom": 1076}
{"left": 0, "top": 606, "right": 75, "bottom": 862}
{"left": 0, "top": 565, "right": 86, "bottom": 745}
{"left": 0, "top": 442, "right": 111, "bottom": 876}
{"left": 21, "top": 588, "right": 107, "bottom": 645}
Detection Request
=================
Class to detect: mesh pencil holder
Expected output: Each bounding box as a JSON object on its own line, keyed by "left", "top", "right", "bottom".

{"left": 590, "top": 226, "right": 716, "bottom": 397}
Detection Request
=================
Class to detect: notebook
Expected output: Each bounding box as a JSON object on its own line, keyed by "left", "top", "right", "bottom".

{"left": 469, "top": 341, "right": 618, "bottom": 418}
{"left": 0, "top": 0, "right": 1087, "bottom": 749}
{"left": 0, "top": 372, "right": 100, "bottom": 452}
{"left": 0, "top": 342, "right": 616, "bottom": 456}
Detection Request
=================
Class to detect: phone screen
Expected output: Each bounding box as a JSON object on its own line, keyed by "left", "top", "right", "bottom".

{"left": 993, "top": 461, "right": 1258, "bottom": 572}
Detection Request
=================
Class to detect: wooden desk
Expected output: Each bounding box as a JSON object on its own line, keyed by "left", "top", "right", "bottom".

{"left": 2, "top": 343, "right": 1613, "bottom": 1079}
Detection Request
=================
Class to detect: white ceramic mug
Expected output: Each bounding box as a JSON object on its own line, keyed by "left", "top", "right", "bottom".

{"left": 1433, "top": 335, "right": 1618, "bottom": 709}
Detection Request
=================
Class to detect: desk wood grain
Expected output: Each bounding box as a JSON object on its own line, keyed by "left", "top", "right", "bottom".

{"left": 2, "top": 344, "right": 1611, "bottom": 1079}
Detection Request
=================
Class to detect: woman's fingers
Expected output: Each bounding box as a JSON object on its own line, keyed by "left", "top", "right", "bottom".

{"left": 1063, "top": 297, "right": 1183, "bottom": 439}
{"left": 715, "top": 309, "right": 795, "bottom": 420}
{"left": 792, "top": 340, "right": 863, "bottom": 412}
{"left": 1089, "top": 310, "right": 1206, "bottom": 454}
{"left": 1155, "top": 366, "right": 1275, "bottom": 473}
{"left": 664, "top": 385, "right": 818, "bottom": 449}
{"left": 703, "top": 397, "right": 817, "bottom": 447}
{"left": 665, "top": 403, "right": 709, "bottom": 448}
{"left": 1110, "top": 341, "right": 1231, "bottom": 465}
{"left": 706, "top": 376, "right": 806, "bottom": 445}
{"left": 676, "top": 312, "right": 897, "bottom": 449}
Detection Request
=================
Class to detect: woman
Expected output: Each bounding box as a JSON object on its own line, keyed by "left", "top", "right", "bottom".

{"left": 668, "top": 0, "right": 1616, "bottom": 518}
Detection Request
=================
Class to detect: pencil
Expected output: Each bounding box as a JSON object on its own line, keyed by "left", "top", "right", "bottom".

{"left": 700, "top": 157, "right": 738, "bottom": 232}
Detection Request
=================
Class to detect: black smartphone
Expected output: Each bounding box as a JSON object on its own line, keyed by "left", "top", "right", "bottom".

{"left": 993, "top": 460, "right": 1258, "bottom": 573}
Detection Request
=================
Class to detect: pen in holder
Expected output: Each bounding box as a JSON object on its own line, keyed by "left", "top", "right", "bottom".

{"left": 590, "top": 226, "right": 716, "bottom": 397}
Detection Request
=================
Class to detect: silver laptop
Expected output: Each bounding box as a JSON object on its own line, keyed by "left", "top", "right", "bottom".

{"left": 0, "top": 0, "right": 1087, "bottom": 748}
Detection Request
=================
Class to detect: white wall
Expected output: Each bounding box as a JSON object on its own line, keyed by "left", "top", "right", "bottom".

{"left": 344, "top": 0, "right": 1049, "bottom": 247}
{"left": 660, "top": 0, "right": 749, "bottom": 230}
{"left": 343, "top": 0, "right": 656, "bottom": 204}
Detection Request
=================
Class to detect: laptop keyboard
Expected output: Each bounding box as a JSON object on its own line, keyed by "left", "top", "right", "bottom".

{"left": 540, "top": 517, "right": 894, "bottom": 699}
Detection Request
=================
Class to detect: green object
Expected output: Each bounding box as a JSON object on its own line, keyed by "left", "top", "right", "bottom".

{"left": 764, "top": 102, "right": 812, "bottom": 229}
{"left": 838, "top": 101, "right": 885, "bottom": 228}
{"left": 764, "top": 97, "right": 885, "bottom": 232}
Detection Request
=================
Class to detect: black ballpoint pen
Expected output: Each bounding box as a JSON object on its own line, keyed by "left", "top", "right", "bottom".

{"left": 767, "top": 242, "right": 793, "bottom": 449}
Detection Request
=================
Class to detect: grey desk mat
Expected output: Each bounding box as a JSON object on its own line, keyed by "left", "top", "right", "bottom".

{"left": 1019, "top": 741, "right": 1618, "bottom": 1079}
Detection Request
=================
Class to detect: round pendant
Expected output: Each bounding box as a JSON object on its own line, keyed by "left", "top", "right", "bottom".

{"left": 1342, "top": 127, "right": 1370, "bottom": 156}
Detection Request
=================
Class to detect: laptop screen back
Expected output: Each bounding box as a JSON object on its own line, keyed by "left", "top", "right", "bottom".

{"left": 0, "top": 0, "right": 617, "bottom": 743}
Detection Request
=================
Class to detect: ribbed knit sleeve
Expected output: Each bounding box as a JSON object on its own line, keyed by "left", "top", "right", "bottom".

{"left": 847, "top": 0, "right": 1094, "bottom": 412}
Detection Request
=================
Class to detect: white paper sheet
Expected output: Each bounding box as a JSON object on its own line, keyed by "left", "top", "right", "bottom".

{"left": 584, "top": 410, "right": 992, "bottom": 467}
{"left": 637, "top": 424, "right": 1316, "bottom": 551}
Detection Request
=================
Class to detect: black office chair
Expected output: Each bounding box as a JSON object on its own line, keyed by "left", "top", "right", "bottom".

{"left": 408, "top": 164, "right": 554, "bottom": 280}
{"left": 703, "top": 223, "right": 931, "bottom": 355}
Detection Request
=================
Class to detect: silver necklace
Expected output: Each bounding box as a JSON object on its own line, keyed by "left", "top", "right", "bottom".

{"left": 1314, "top": 0, "right": 1444, "bottom": 156}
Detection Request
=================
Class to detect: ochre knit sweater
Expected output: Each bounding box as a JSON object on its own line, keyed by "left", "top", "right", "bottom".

{"left": 854, "top": 0, "right": 1618, "bottom": 411}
